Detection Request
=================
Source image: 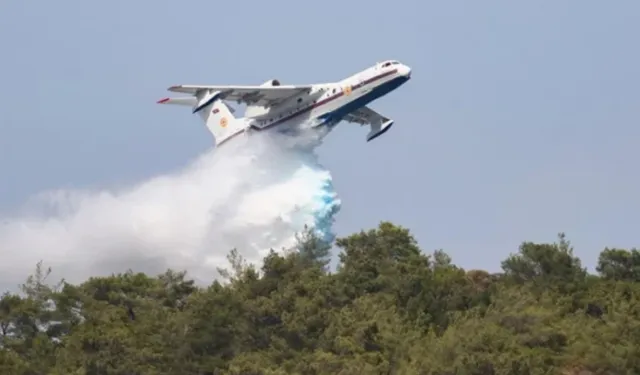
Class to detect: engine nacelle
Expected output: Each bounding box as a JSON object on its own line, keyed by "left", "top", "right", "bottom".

{"left": 260, "top": 79, "right": 281, "bottom": 87}
{"left": 246, "top": 79, "right": 282, "bottom": 119}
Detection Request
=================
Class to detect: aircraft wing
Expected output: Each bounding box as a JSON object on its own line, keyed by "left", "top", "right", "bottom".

{"left": 166, "top": 84, "right": 315, "bottom": 107}
{"left": 343, "top": 106, "right": 395, "bottom": 142}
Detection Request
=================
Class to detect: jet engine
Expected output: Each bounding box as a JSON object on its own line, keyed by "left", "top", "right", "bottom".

{"left": 260, "top": 79, "right": 281, "bottom": 87}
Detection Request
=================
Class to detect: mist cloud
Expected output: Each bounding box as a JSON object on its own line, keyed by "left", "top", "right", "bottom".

{"left": 0, "top": 132, "right": 341, "bottom": 291}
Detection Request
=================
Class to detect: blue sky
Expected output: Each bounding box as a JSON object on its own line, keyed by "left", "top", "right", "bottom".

{"left": 1, "top": 0, "right": 639, "bottom": 273}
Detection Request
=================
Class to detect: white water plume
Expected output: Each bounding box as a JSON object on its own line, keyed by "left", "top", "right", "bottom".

{"left": 0, "top": 132, "right": 341, "bottom": 290}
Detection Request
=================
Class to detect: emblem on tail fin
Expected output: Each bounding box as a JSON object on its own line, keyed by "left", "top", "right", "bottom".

{"left": 220, "top": 117, "right": 228, "bottom": 128}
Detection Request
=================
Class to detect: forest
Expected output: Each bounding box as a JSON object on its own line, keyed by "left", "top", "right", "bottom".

{"left": 1, "top": 221, "right": 639, "bottom": 374}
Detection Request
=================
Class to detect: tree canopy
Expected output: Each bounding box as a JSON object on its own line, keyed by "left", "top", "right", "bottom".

{"left": 1, "top": 222, "right": 639, "bottom": 374}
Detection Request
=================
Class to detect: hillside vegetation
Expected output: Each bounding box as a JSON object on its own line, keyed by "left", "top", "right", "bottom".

{"left": 1, "top": 222, "right": 639, "bottom": 374}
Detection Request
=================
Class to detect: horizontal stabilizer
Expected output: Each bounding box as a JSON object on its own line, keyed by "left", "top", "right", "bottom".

{"left": 193, "top": 90, "right": 221, "bottom": 114}
{"left": 156, "top": 97, "right": 196, "bottom": 106}
{"left": 156, "top": 96, "right": 235, "bottom": 113}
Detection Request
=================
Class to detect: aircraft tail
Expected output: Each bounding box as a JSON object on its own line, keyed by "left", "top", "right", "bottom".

{"left": 157, "top": 90, "right": 246, "bottom": 148}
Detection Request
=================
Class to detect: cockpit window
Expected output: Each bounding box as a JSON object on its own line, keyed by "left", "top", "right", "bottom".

{"left": 380, "top": 60, "right": 400, "bottom": 68}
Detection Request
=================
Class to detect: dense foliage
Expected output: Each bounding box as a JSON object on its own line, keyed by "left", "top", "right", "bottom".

{"left": 1, "top": 222, "right": 640, "bottom": 374}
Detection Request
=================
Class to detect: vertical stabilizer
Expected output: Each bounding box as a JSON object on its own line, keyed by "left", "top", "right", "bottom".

{"left": 158, "top": 90, "right": 246, "bottom": 147}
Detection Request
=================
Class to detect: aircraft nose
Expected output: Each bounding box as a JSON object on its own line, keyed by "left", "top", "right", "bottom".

{"left": 400, "top": 65, "right": 412, "bottom": 78}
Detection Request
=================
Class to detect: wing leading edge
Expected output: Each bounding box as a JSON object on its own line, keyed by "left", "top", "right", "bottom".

{"left": 343, "top": 106, "right": 395, "bottom": 142}
{"left": 167, "top": 84, "right": 315, "bottom": 107}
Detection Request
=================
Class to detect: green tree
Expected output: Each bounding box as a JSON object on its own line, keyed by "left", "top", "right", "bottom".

{"left": 3, "top": 223, "right": 640, "bottom": 374}
{"left": 294, "top": 225, "right": 332, "bottom": 270}
{"left": 501, "top": 233, "right": 587, "bottom": 293}
{"left": 596, "top": 247, "right": 640, "bottom": 282}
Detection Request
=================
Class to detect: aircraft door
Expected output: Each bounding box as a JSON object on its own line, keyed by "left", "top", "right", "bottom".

{"left": 357, "top": 74, "right": 369, "bottom": 94}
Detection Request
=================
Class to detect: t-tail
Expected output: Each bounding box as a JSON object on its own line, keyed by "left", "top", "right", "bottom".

{"left": 157, "top": 90, "right": 246, "bottom": 148}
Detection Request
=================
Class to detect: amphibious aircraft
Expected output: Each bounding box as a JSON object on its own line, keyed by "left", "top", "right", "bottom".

{"left": 156, "top": 60, "right": 411, "bottom": 148}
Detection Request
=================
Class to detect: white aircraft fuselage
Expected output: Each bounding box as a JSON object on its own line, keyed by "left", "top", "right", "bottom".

{"left": 158, "top": 60, "right": 412, "bottom": 148}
